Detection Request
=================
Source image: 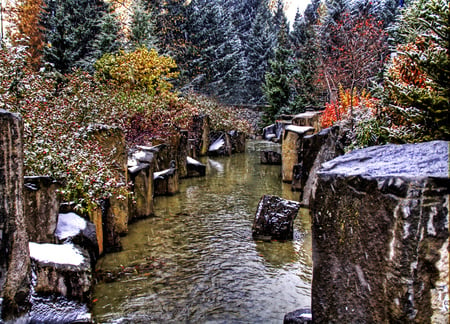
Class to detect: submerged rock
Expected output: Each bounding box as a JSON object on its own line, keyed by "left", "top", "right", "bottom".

{"left": 311, "top": 140, "right": 449, "bottom": 323}
{"left": 252, "top": 195, "right": 301, "bottom": 241}
{"left": 260, "top": 150, "right": 282, "bottom": 165}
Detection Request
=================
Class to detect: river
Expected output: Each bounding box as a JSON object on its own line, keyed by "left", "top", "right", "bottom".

{"left": 92, "top": 140, "right": 312, "bottom": 323}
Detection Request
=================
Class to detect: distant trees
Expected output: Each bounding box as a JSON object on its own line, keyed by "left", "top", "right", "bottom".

{"left": 41, "top": 0, "right": 114, "bottom": 73}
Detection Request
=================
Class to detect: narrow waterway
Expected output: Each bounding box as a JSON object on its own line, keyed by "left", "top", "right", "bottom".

{"left": 92, "top": 140, "right": 312, "bottom": 323}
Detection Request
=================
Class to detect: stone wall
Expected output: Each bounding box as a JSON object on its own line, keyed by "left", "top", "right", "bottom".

{"left": 311, "top": 141, "right": 449, "bottom": 323}
{"left": 0, "top": 110, "right": 31, "bottom": 320}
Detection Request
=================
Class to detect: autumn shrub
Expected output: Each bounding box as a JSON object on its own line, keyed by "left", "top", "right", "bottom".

{"left": 320, "top": 87, "right": 373, "bottom": 128}
{"left": 383, "top": 0, "right": 449, "bottom": 142}
{"left": 95, "top": 47, "right": 179, "bottom": 97}
{"left": 0, "top": 46, "right": 128, "bottom": 213}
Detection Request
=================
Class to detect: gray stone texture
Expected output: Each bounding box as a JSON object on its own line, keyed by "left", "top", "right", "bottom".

{"left": 24, "top": 176, "right": 60, "bottom": 243}
{"left": 311, "top": 141, "right": 449, "bottom": 323}
{"left": 0, "top": 110, "right": 31, "bottom": 320}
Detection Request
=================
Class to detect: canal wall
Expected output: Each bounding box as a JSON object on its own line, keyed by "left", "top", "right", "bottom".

{"left": 0, "top": 109, "right": 246, "bottom": 322}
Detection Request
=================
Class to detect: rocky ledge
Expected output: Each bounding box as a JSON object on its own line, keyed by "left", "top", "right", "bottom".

{"left": 311, "top": 140, "right": 449, "bottom": 323}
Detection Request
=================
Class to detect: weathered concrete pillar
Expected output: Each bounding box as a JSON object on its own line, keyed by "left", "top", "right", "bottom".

{"left": 311, "top": 141, "right": 449, "bottom": 323}
{"left": 24, "top": 176, "right": 60, "bottom": 243}
{"left": 0, "top": 110, "right": 31, "bottom": 320}
{"left": 281, "top": 125, "right": 314, "bottom": 183}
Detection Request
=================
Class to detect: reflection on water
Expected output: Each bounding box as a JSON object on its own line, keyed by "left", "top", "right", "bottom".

{"left": 93, "top": 140, "right": 312, "bottom": 323}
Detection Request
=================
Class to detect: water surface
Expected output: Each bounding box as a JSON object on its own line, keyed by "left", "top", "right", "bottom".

{"left": 93, "top": 140, "right": 312, "bottom": 323}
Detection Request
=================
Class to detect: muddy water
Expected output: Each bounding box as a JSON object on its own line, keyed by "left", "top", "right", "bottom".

{"left": 92, "top": 140, "right": 312, "bottom": 323}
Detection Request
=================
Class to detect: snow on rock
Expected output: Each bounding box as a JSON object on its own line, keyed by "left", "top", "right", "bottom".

{"left": 187, "top": 156, "right": 203, "bottom": 166}
{"left": 285, "top": 125, "right": 314, "bottom": 135}
{"left": 29, "top": 242, "right": 85, "bottom": 266}
{"left": 209, "top": 137, "right": 225, "bottom": 152}
{"left": 55, "top": 213, "right": 87, "bottom": 241}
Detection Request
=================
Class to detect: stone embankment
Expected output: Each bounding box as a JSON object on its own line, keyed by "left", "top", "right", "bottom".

{"left": 0, "top": 109, "right": 246, "bottom": 322}
{"left": 264, "top": 112, "right": 448, "bottom": 323}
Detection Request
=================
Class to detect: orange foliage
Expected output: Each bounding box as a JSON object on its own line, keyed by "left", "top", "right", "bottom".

{"left": 321, "top": 87, "right": 375, "bottom": 128}
{"left": 7, "top": 0, "right": 45, "bottom": 69}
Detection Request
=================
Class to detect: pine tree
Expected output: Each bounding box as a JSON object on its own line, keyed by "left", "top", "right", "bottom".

{"left": 129, "top": 0, "right": 157, "bottom": 50}
{"left": 41, "top": 0, "right": 110, "bottom": 73}
{"left": 289, "top": 3, "right": 321, "bottom": 112}
{"left": 244, "top": 0, "right": 277, "bottom": 104}
{"left": 263, "top": 16, "right": 293, "bottom": 123}
{"left": 91, "top": 10, "right": 123, "bottom": 60}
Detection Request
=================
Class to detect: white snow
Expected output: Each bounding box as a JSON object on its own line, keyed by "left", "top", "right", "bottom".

{"left": 285, "top": 125, "right": 314, "bottom": 134}
{"left": 133, "top": 151, "right": 147, "bottom": 161}
{"left": 154, "top": 169, "right": 172, "bottom": 179}
{"left": 187, "top": 157, "right": 203, "bottom": 166}
{"left": 29, "top": 242, "right": 85, "bottom": 266}
{"left": 209, "top": 137, "right": 224, "bottom": 152}
{"left": 55, "top": 212, "right": 87, "bottom": 240}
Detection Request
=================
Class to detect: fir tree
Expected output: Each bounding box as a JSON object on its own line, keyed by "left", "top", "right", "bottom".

{"left": 263, "top": 16, "right": 293, "bottom": 123}
{"left": 244, "top": 0, "right": 277, "bottom": 104}
{"left": 41, "top": 0, "right": 110, "bottom": 73}
{"left": 130, "top": 0, "right": 157, "bottom": 50}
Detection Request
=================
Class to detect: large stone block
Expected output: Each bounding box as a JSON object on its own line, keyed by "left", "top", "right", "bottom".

{"left": 87, "top": 124, "right": 128, "bottom": 252}
{"left": 29, "top": 242, "right": 92, "bottom": 303}
{"left": 24, "top": 176, "right": 60, "bottom": 243}
{"left": 190, "top": 115, "right": 210, "bottom": 156}
{"left": 281, "top": 125, "right": 314, "bottom": 183}
{"left": 252, "top": 195, "right": 301, "bottom": 241}
{"left": 129, "top": 162, "right": 154, "bottom": 220}
{"left": 311, "top": 141, "right": 449, "bottom": 323}
{"left": 292, "top": 111, "right": 323, "bottom": 133}
{"left": 0, "top": 110, "right": 31, "bottom": 320}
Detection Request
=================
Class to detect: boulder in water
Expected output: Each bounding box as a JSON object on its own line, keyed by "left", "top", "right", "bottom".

{"left": 252, "top": 195, "right": 301, "bottom": 241}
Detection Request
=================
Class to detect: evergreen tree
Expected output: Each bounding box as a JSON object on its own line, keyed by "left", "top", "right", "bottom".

{"left": 289, "top": 3, "right": 321, "bottom": 112}
{"left": 244, "top": 0, "right": 277, "bottom": 104}
{"left": 41, "top": 0, "right": 110, "bottom": 73}
{"left": 91, "top": 10, "right": 123, "bottom": 60}
{"left": 263, "top": 16, "right": 293, "bottom": 123}
{"left": 384, "top": 0, "right": 449, "bottom": 141}
{"left": 130, "top": 0, "right": 157, "bottom": 50}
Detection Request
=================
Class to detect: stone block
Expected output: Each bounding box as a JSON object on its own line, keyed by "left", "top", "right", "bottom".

{"left": 292, "top": 111, "right": 323, "bottom": 133}
{"left": 281, "top": 125, "right": 314, "bottom": 183}
{"left": 252, "top": 195, "right": 301, "bottom": 241}
{"left": 311, "top": 140, "right": 449, "bottom": 323}
{"left": 0, "top": 110, "right": 31, "bottom": 320}
{"left": 29, "top": 242, "right": 92, "bottom": 303}
{"left": 129, "top": 162, "right": 154, "bottom": 220}
{"left": 186, "top": 157, "right": 206, "bottom": 177}
{"left": 24, "top": 176, "right": 60, "bottom": 243}
{"left": 154, "top": 167, "right": 179, "bottom": 196}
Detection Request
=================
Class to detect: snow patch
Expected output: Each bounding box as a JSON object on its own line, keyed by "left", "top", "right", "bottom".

{"left": 209, "top": 137, "right": 224, "bottom": 152}
{"left": 55, "top": 213, "right": 87, "bottom": 240}
{"left": 29, "top": 242, "right": 85, "bottom": 266}
{"left": 285, "top": 125, "right": 314, "bottom": 134}
{"left": 187, "top": 156, "right": 203, "bottom": 166}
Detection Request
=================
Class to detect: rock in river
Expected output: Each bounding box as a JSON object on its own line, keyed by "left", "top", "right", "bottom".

{"left": 252, "top": 195, "right": 301, "bottom": 241}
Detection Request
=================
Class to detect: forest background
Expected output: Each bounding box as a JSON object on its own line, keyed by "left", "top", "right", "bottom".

{"left": 0, "top": 0, "right": 448, "bottom": 212}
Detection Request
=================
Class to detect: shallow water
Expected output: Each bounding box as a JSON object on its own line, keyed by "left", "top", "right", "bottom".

{"left": 92, "top": 140, "right": 312, "bottom": 323}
